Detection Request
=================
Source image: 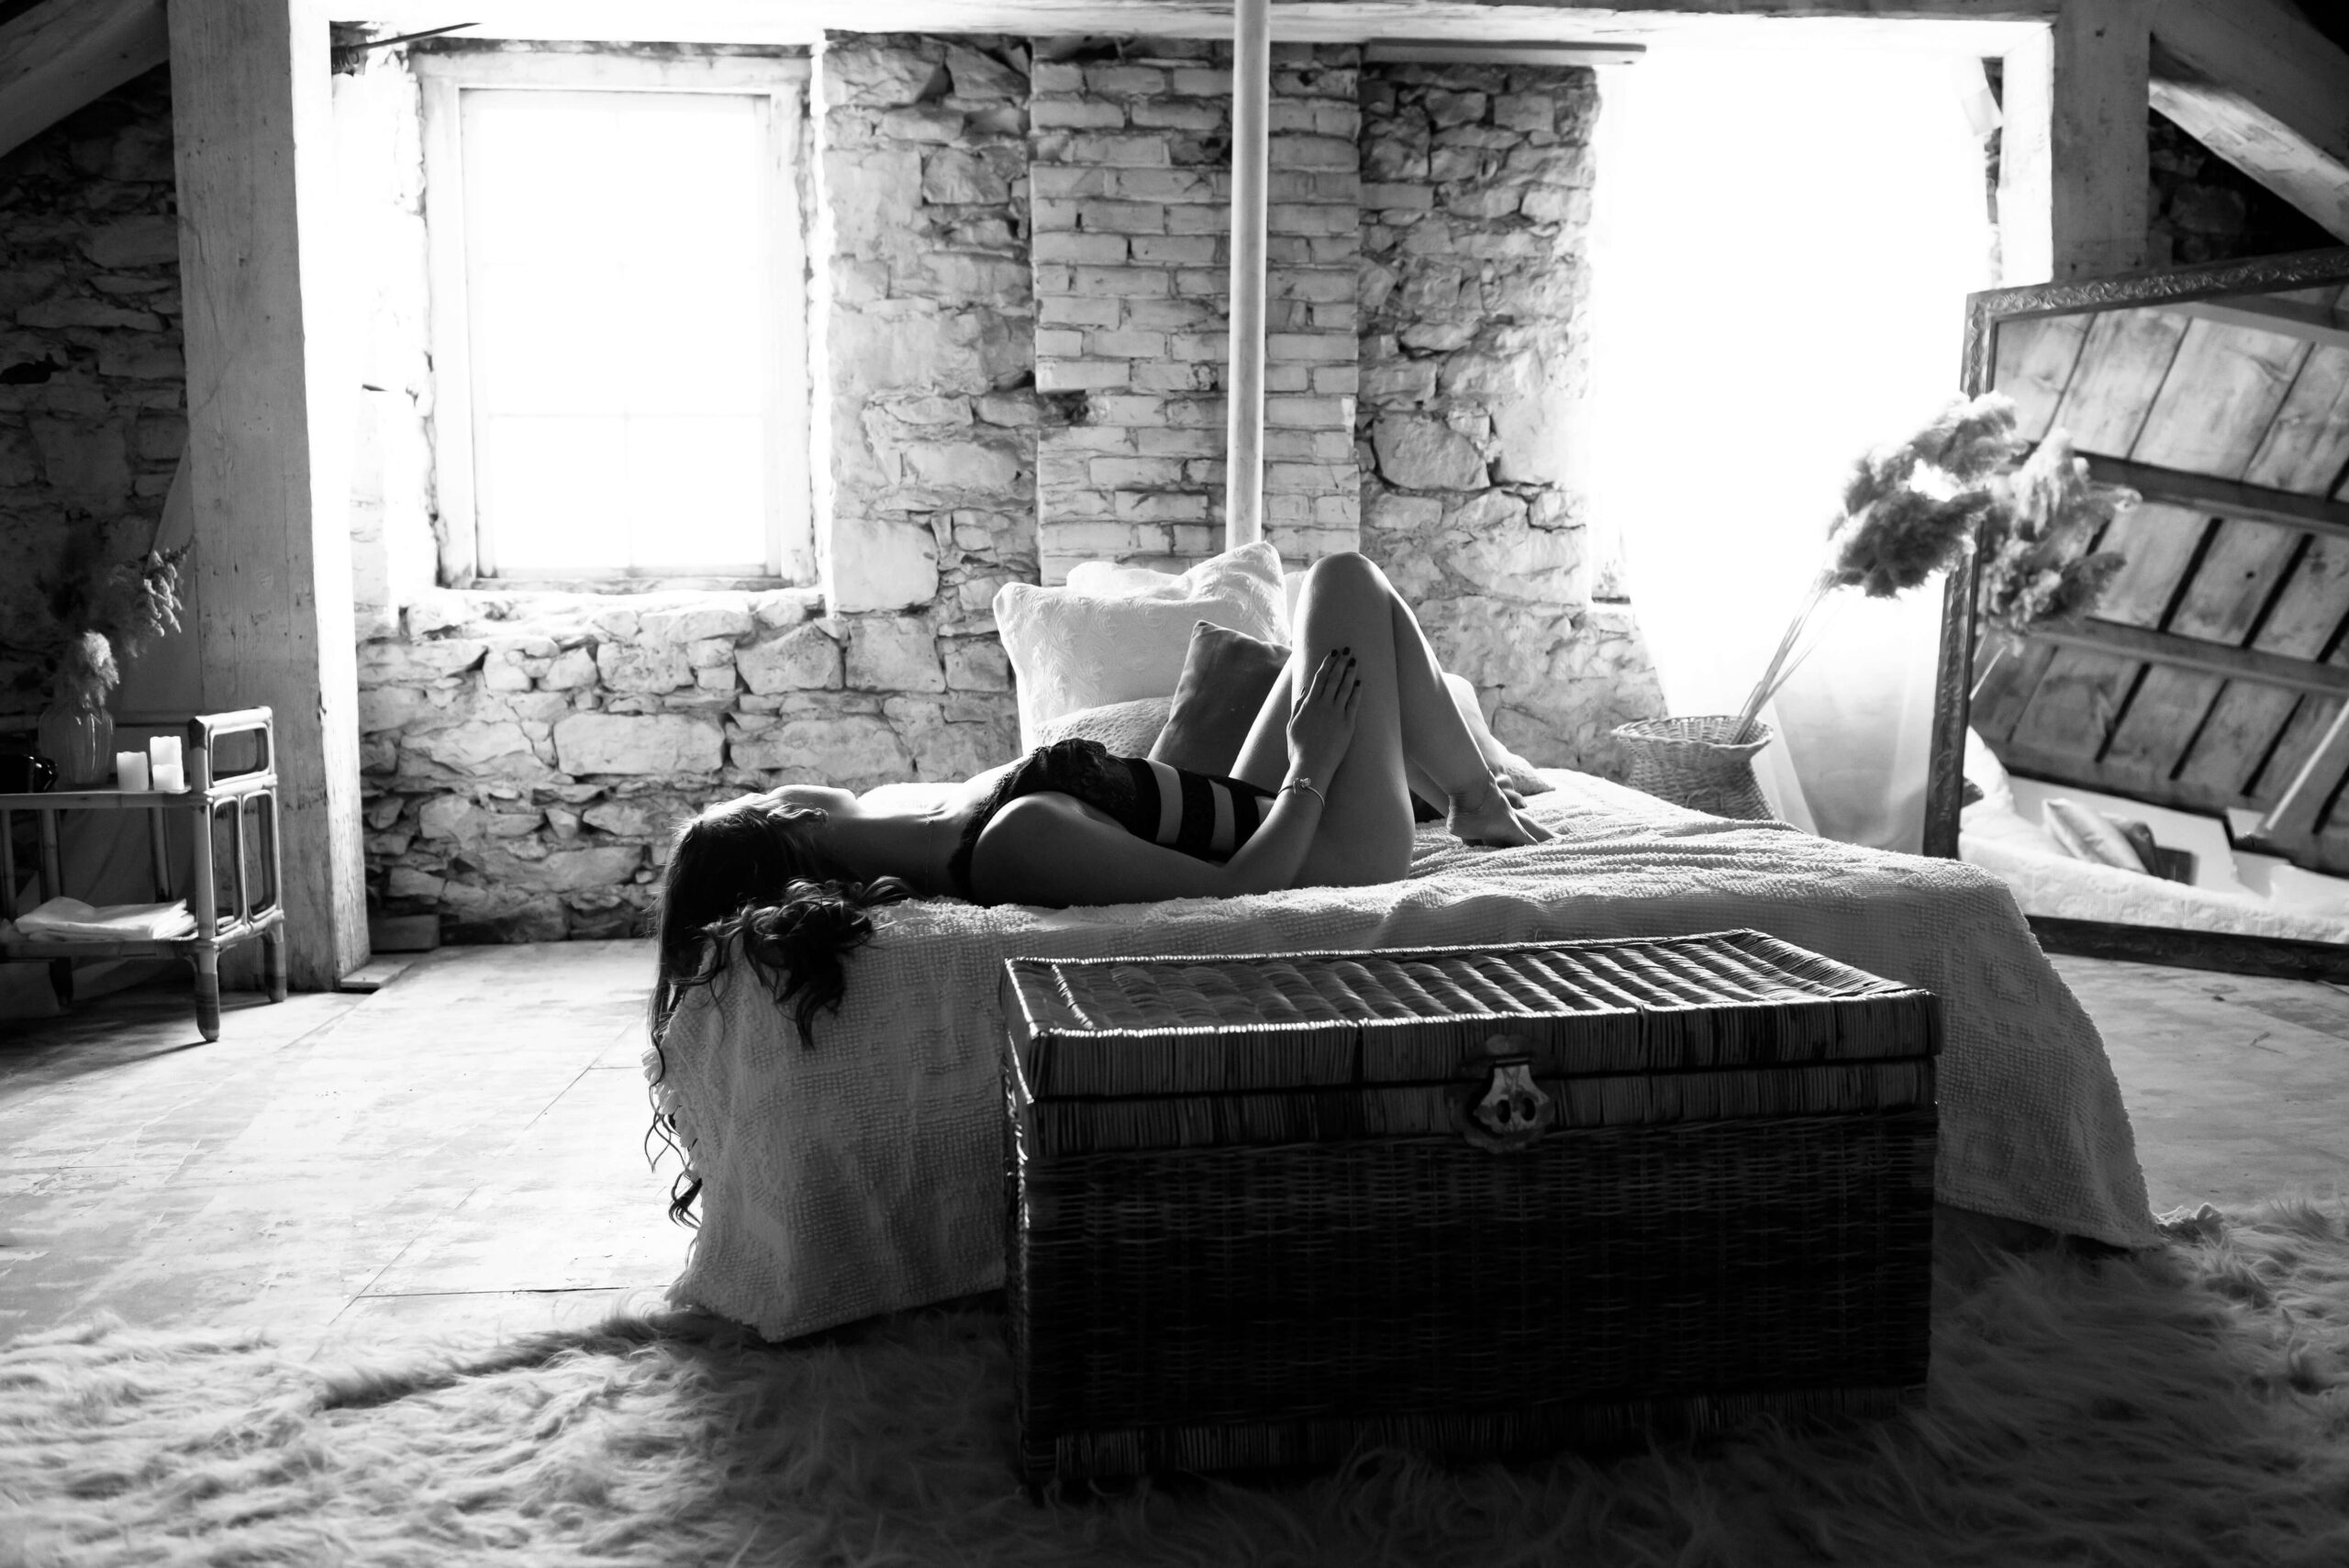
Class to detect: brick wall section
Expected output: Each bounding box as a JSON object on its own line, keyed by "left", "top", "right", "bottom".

{"left": 1356, "top": 62, "right": 1662, "bottom": 774}
{"left": 353, "top": 37, "right": 1033, "bottom": 941}
{"left": 1029, "top": 39, "right": 1360, "bottom": 582}
{"left": 0, "top": 70, "right": 183, "bottom": 716}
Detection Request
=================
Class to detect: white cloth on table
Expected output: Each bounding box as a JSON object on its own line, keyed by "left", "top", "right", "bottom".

{"left": 10, "top": 896, "right": 195, "bottom": 942}
{"left": 650, "top": 769, "right": 2157, "bottom": 1342}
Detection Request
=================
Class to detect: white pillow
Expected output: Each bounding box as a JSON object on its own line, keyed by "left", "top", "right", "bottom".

{"left": 1035, "top": 695, "right": 1173, "bottom": 758}
{"left": 2043, "top": 797, "right": 2148, "bottom": 874}
{"left": 1962, "top": 727, "right": 2014, "bottom": 816}
{"left": 1063, "top": 559, "right": 1189, "bottom": 597}
{"left": 995, "top": 543, "right": 1287, "bottom": 750}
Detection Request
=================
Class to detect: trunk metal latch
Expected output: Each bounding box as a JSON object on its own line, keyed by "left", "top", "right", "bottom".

{"left": 1462, "top": 1036, "right": 1555, "bottom": 1153}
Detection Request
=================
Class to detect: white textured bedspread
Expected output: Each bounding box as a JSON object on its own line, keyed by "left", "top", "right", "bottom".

{"left": 651, "top": 771, "right": 2156, "bottom": 1341}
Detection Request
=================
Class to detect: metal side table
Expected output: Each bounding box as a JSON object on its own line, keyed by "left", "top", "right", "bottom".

{"left": 0, "top": 707, "right": 287, "bottom": 1040}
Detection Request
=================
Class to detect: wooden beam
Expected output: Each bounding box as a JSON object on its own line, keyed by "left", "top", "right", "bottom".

{"left": 2082, "top": 454, "right": 2349, "bottom": 542}
{"left": 2029, "top": 618, "right": 2349, "bottom": 699}
{"left": 2025, "top": 914, "right": 2349, "bottom": 981}
{"left": 1363, "top": 40, "right": 1646, "bottom": 67}
{"left": 1998, "top": 1, "right": 2152, "bottom": 284}
{"left": 2257, "top": 698, "right": 2349, "bottom": 840}
{"left": 0, "top": 0, "right": 167, "bottom": 161}
{"left": 2165, "top": 295, "right": 2349, "bottom": 352}
{"left": 318, "top": 3, "right": 2059, "bottom": 51}
{"left": 1222, "top": 0, "right": 1267, "bottom": 549}
{"left": 171, "top": 0, "right": 369, "bottom": 989}
{"left": 2150, "top": 0, "right": 2349, "bottom": 244}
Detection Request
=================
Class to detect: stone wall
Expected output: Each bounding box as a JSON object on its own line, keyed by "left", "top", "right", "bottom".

{"left": 357, "top": 36, "right": 1031, "bottom": 941}
{"left": 0, "top": 68, "right": 183, "bottom": 717}
{"left": 1355, "top": 62, "right": 1661, "bottom": 773}
{"left": 0, "top": 39, "right": 1898, "bottom": 941}
{"left": 1028, "top": 39, "right": 1360, "bottom": 578}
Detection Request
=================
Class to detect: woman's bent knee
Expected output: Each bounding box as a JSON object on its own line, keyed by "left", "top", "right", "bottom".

{"left": 1298, "top": 550, "right": 1389, "bottom": 603}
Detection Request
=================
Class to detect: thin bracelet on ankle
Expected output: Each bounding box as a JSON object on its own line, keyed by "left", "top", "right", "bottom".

{"left": 1282, "top": 776, "right": 1326, "bottom": 806}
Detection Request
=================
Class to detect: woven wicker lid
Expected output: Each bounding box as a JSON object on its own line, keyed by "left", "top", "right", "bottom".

{"left": 1001, "top": 930, "right": 1938, "bottom": 1099}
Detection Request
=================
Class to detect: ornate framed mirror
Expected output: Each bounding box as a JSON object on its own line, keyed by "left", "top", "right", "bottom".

{"left": 1926, "top": 245, "right": 2349, "bottom": 977}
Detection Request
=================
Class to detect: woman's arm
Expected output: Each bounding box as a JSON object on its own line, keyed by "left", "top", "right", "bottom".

{"left": 972, "top": 650, "right": 1360, "bottom": 906}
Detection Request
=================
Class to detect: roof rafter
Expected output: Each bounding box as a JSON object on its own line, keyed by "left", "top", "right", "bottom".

{"left": 2149, "top": 0, "right": 2349, "bottom": 244}
{"left": 2165, "top": 295, "right": 2349, "bottom": 351}
{"left": 0, "top": 0, "right": 166, "bottom": 163}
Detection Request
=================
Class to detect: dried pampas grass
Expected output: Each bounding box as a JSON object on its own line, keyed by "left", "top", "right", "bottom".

{"left": 1731, "top": 396, "right": 2134, "bottom": 743}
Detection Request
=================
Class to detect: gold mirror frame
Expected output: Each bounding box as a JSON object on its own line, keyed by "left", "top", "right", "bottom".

{"left": 1924, "top": 244, "right": 2349, "bottom": 976}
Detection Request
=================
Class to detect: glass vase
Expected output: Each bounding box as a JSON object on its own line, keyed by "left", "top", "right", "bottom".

{"left": 37, "top": 699, "right": 115, "bottom": 788}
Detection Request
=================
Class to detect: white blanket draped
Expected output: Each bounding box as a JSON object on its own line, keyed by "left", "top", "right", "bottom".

{"left": 651, "top": 771, "right": 2155, "bottom": 1341}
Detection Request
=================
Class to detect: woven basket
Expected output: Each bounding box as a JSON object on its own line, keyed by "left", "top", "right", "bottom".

{"left": 1000, "top": 933, "right": 1942, "bottom": 1485}
{"left": 1612, "top": 714, "right": 1776, "bottom": 820}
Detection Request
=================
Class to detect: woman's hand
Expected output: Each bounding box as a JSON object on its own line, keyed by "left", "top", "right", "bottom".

{"left": 1286, "top": 647, "right": 1361, "bottom": 780}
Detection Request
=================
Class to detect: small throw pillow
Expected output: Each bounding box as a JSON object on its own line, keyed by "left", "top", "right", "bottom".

{"left": 1150, "top": 622, "right": 1291, "bottom": 774}
{"left": 1035, "top": 695, "right": 1174, "bottom": 759}
{"left": 2043, "top": 798, "right": 2148, "bottom": 873}
{"left": 994, "top": 542, "right": 1288, "bottom": 750}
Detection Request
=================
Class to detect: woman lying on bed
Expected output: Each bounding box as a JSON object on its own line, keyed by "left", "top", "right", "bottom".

{"left": 650, "top": 551, "right": 1552, "bottom": 1050}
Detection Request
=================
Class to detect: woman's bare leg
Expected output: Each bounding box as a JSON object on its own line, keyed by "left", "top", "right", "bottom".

{"left": 1231, "top": 553, "right": 1545, "bottom": 884}
{"left": 1231, "top": 552, "right": 1413, "bottom": 885}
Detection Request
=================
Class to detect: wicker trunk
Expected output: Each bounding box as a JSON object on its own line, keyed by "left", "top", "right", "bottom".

{"left": 999, "top": 930, "right": 1940, "bottom": 1486}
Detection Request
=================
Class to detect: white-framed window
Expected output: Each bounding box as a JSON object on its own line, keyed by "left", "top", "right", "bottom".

{"left": 416, "top": 50, "right": 812, "bottom": 583}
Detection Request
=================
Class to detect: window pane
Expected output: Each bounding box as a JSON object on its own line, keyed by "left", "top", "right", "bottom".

{"left": 473, "top": 260, "right": 614, "bottom": 415}
{"left": 462, "top": 87, "right": 770, "bottom": 573}
{"left": 625, "top": 415, "right": 764, "bottom": 569}
{"left": 482, "top": 415, "right": 629, "bottom": 571}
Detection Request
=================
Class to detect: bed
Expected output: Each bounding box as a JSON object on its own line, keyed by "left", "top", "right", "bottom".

{"left": 649, "top": 766, "right": 2157, "bottom": 1343}
{"left": 1958, "top": 728, "right": 2349, "bottom": 947}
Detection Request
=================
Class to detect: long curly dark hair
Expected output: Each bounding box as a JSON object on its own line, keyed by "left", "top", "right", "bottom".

{"left": 644, "top": 795, "right": 913, "bottom": 1225}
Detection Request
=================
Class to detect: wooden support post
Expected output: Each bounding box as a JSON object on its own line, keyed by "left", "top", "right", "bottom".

{"left": 2150, "top": 0, "right": 2349, "bottom": 244}
{"left": 2258, "top": 701, "right": 2349, "bottom": 843}
{"left": 1223, "top": 0, "right": 1269, "bottom": 550}
{"left": 1998, "top": 1, "right": 2151, "bottom": 283}
{"left": 170, "top": 0, "right": 369, "bottom": 990}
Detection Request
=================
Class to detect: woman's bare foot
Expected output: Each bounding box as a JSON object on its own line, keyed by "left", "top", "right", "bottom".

{"left": 1447, "top": 775, "right": 1553, "bottom": 847}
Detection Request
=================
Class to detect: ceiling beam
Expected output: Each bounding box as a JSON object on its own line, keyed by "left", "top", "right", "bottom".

{"left": 0, "top": 0, "right": 167, "bottom": 161}
{"left": 2029, "top": 618, "right": 2349, "bottom": 700}
{"left": 2149, "top": 0, "right": 2349, "bottom": 244}
{"left": 2083, "top": 454, "right": 2349, "bottom": 542}
{"left": 317, "top": 1, "right": 2054, "bottom": 50}
{"left": 2165, "top": 295, "right": 2349, "bottom": 352}
{"left": 1363, "top": 39, "right": 1646, "bottom": 66}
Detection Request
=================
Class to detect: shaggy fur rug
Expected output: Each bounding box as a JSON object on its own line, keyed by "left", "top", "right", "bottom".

{"left": 4, "top": 1199, "right": 2346, "bottom": 1568}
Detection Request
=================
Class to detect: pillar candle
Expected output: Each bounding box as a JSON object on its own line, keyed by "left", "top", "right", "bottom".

{"left": 148, "top": 735, "right": 184, "bottom": 792}
{"left": 116, "top": 751, "right": 150, "bottom": 791}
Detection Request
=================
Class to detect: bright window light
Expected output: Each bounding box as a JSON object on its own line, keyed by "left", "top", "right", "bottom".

{"left": 462, "top": 89, "right": 772, "bottom": 576}
{"left": 1590, "top": 49, "right": 1995, "bottom": 846}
